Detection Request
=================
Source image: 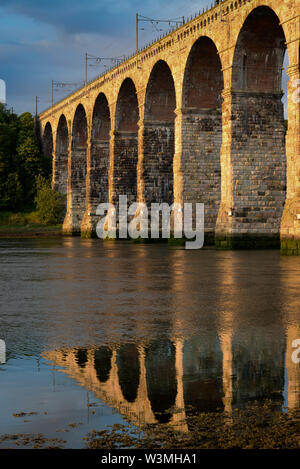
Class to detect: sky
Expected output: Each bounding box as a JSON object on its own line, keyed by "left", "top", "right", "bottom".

{"left": 0, "top": 0, "right": 289, "bottom": 115}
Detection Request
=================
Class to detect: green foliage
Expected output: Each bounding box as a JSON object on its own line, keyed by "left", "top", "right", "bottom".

{"left": 35, "top": 176, "right": 66, "bottom": 225}
{"left": 0, "top": 104, "right": 52, "bottom": 212}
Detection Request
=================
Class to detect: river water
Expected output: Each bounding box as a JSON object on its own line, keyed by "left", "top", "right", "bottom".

{"left": 0, "top": 238, "right": 299, "bottom": 448}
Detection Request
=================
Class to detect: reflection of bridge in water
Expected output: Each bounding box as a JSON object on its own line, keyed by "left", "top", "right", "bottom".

{"left": 45, "top": 325, "right": 300, "bottom": 429}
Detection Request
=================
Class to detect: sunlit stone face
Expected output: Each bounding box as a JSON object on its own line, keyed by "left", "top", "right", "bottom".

{"left": 0, "top": 340, "right": 6, "bottom": 364}
{"left": 0, "top": 79, "right": 6, "bottom": 104}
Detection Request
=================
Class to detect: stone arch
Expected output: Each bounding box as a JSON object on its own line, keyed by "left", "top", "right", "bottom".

{"left": 181, "top": 37, "right": 223, "bottom": 243}
{"left": 43, "top": 122, "right": 53, "bottom": 159}
{"left": 68, "top": 104, "right": 88, "bottom": 234}
{"left": 228, "top": 6, "right": 287, "bottom": 246}
{"left": 91, "top": 93, "right": 111, "bottom": 204}
{"left": 54, "top": 114, "right": 68, "bottom": 195}
{"left": 142, "top": 60, "right": 176, "bottom": 205}
{"left": 113, "top": 78, "right": 139, "bottom": 204}
{"left": 183, "top": 36, "right": 223, "bottom": 109}
{"left": 117, "top": 344, "right": 140, "bottom": 403}
{"left": 232, "top": 6, "right": 286, "bottom": 92}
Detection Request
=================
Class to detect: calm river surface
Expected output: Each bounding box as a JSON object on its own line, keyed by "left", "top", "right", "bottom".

{"left": 0, "top": 238, "right": 299, "bottom": 448}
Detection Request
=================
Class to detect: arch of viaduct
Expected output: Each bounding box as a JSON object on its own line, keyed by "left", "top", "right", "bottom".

{"left": 39, "top": 0, "right": 300, "bottom": 253}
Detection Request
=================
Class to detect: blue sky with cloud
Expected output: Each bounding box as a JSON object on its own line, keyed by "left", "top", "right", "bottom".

{"left": 0, "top": 0, "right": 289, "bottom": 115}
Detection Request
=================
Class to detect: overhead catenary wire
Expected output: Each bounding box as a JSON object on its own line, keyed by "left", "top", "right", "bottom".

{"left": 136, "top": 13, "right": 185, "bottom": 54}
{"left": 43, "top": 2, "right": 219, "bottom": 110}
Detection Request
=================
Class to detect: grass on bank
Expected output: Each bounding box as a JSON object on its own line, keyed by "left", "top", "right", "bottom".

{"left": 0, "top": 211, "right": 62, "bottom": 234}
{"left": 0, "top": 177, "right": 65, "bottom": 236}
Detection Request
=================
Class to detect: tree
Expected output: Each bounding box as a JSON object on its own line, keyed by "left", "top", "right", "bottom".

{"left": 35, "top": 176, "right": 66, "bottom": 225}
{"left": 0, "top": 105, "right": 52, "bottom": 212}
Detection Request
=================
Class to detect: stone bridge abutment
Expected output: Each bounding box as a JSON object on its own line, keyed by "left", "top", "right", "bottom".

{"left": 39, "top": 0, "right": 300, "bottom": 253}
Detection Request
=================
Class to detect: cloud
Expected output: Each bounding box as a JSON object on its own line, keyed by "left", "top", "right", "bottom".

{"left": 0, "top": 0, "right": 289, "bottom": 115}
{"left": 0, "top": 0, "right": 204, "bottom": 36}
{"left": 0, "top": 0, "right": 148, "bottom": 35}
{"left": 0, "top": 0, "right": 207, "bottom": 112}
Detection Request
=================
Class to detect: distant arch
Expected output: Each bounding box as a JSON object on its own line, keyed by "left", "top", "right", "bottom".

{"left": 54, "top": 114, "right": 68, "bottom": 195}
{"left": 43, "top": 122, "right": 53, "bottom": 159}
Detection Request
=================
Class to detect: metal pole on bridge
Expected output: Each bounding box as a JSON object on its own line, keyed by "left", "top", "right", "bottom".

{"left": 136, "top": 13, "right": 139, "bottom": 55}
{"left": 85, "top": 52, "right": 88, "bottom": 86}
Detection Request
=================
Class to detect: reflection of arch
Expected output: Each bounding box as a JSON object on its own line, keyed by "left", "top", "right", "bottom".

{"left": 90, "top": 93, "right": 111, "bottom": 205}
{"left": 75, "top": 348, "right": 88, "bottom": 369}
{"left": 113, "top": 78, "right": 139, "bottom": 204}
{"left": 69, "top": 104, "right": 88, "bottom": 232}
{"left": 143, "top": 61, "right": 176, "bottom": 205}
{"left": 181, "top": 37, "right": 223, "bottom": 243}
{"left": 54, "top": 114, "right": 68, "bottom": 195}
{"left": 228, "top": 6, "right": 287, "bottom": 243}
{"left": 145, "top": 340, "right": 177, "bottom": 423}
{"left": 183, "top": 336, "right": 224, "bottom": 416}
{"left": 117, "top": 344, "right": 140, "bottom": 403}
{"left": 231, "top": 330, "right": 285, "bottom": 406}
{"left": 94, "top": 347, "right": 112, "bottom": 383}
{"left": 43, "top": 122, "right": 53, "bottom": 159}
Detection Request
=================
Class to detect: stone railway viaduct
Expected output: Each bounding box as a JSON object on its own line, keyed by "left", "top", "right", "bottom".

{"left": 39, "top": 0, "right": 300, "bottom": 253}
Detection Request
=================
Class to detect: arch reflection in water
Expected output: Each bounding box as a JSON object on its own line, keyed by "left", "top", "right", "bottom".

{"left": 75, "top": 348, "right": 88, "bottom": 369}
{"left": 44, "top": 328, "right": 297, "bottom": 431}
{"left": 145, "top": 340, "right": 177, "bottom": 423}
{"left": 183, "top": 334, "right": 224, "bottom": 414}
{"left": 117, "top": 344, "right": 140, "bottom": 403}
{"left": 94, "top": 347, "right": 112, "bottom": 383}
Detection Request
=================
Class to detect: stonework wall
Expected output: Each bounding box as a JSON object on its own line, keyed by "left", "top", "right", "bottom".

{"left": 142, "top": 123, "right": 174, "bottom": 205}
{"left": 181, "top": 109, "right": 222, "bottom": 240}
{"left": 112, "top": 133, "right": 138, "bottom": 205}
{"left": 39, "top": 0, "right": 300, "bottom": 252}
{"left": 216, "top": 92, "right": 287, "bottom": 247}
{"left": 67, "top": 145, "right": 87, "bottom": 234}
{"left": 90, "top": 140, "right": 110, "bottom": 205}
